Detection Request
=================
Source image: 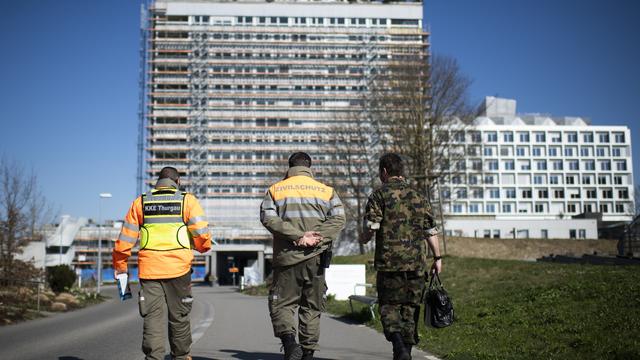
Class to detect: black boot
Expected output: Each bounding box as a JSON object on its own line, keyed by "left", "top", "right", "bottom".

{"left": 280, "top": 334, "right": 303, "bottom": 360}
{"left": 404, "top": 344, "right": 413, "bottom": 360}
{"left": 390, "top": 333, "right": 410, "bottom": 360}
{"left": 301, "top": 349, "right": 314, "bottom": 360}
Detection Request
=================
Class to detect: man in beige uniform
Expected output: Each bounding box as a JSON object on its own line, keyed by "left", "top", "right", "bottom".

{"left": 260, "top": 152, "right": 346, "bottom": 360}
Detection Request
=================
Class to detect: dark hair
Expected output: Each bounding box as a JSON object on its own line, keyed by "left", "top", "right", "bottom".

{"left": 379, "top": 153, "right": 404, "bottom": 177}
{"left": 158, "top": 167, "right": 180, "bottom": 181}
{"left": 288, "top": 152, "right": 312, "bottom": 168}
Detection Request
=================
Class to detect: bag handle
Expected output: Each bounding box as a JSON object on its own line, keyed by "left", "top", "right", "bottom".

{"left": 428, "top": 272, "right": 444, "bottom": 289}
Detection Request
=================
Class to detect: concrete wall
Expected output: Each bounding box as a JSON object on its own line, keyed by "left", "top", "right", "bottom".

{"left": 445, "top": 218, "right": 598, "bottom": 240}
{"left": 441, "top": 236, "right": 618, "bottom": 261}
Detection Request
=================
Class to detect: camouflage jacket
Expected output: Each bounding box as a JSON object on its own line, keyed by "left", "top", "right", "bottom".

{"left": 260, "top": 166, "right": 346, "bottom": 267}
{"left": 364, "top": 178, "right": 438, "bottom": 272}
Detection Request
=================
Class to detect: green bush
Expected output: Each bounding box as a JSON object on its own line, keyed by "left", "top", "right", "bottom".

{"left": 47, "top": 265, "right": 76, "bottom": 293}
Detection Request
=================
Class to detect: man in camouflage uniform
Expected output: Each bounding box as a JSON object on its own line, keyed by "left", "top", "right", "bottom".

{"left": 360, "top": 153, "right": 442, "bottom": 360}
{"left": 260, "top": 152, "right": 346, "bottom": 360}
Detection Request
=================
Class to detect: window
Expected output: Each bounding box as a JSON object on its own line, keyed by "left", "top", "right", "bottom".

{"left": 584, "top": 160, "right": 595, "bottom": 170}
{"left": 582, "top": 175, "right": 591, "bottom": 185}
{"left": 521, "top": 161, "right": 531, "bottom": 170}
{"left": 586, "top": 189, "right": 597, "bottom": 199}
{"left": 484, "top": 175, "right": 495, "bottom": 184}
{"left": 616, "top": 204, "right": 625, "bottom": 213}
{"left": 614, "top": 133, "right": 625, "bottom": 143}
{"left": 516, "top": 147, "right": 526, "bottom": 156}
{"left": 470, "top": 131, "right": 481, "bottom": 143}
{"left": 567, "top": 132, "right": 578, "bottom": 143}
{"left": 569, "top": 229, "right": 577, "bottom": 239}
{"left": 600, "top": 161, "right": 611, "bottom": 171}
{"left": 503, "top": 132, "right": 514, "bottom": 142}
{"left": 472, "top": 188, "right": 483, "bottom": 199}
{"left": 452, "top": 204, "right": 463, "bottom": 213}
{"left": 564, "top": 147, "right": 574, "bottom": 156}
{"left": 549, "top": 147, "right": 558, "bottom": 156}
{"left": 554, "top": 189, "right": 565, "bottom": 198}
{"left": 456, "top": 188, "right": 467, "bottom": 199}
{"left": 580, "top": 147, "right": 591, "bottom": 156}
{"left": 596, "top": 147, "right": 607, "bottom": 157}
{"left": 535, "top": 204, "right": 544, "bottom": 213}
{"left": 616, "top": 160, "right": 627, "bottom": 171}
{"left": 487, "top": 132, "right": 498, "bottom": 142}
{"left": 500, "top": 147, "right": 511, "bottom": 156}
{"left": 489, "top": 189, "right": 500, "bottom": 199}
{"left": 550, "top": 175, "right": 560, "bottom": 184}
{"left": 504, "top": 160, "right": 515, "bottom": 170}
{"left": 553, "top": 160, "right": 563, "bottom": 170}
{"left": 519, "top": 132, "right": 530, "bottom": 142}
{"left": 486, "top": 204, "right": 496, "bottom": 213}
{"left": 532, "top": 147, "right": 542, "bottom": 156}
{"left": 541, "top": 229, "right": 549, "bottom": 239}
{"left": 614, "top": 176, "right": 623, "bottom": 185}
{"left": 598, "top": 175, "right": 608, "bottom": 185}
{"left": 522, "top": 189, "right": 532, "bottom": 198}
{"left": 534, "top": 175, "right": 544, "bottom": 185}
{"left": 493, "top": 230, "right": 501, "bottom": 239}
{"left": 583, "top": 132, "right": 594, "bottom": 143}
{"left": 469, "top": 175, "right": 478, "bottom": 185}
{"left": 483, "top": 229, "right": 491, "bottom": 238}
{"left": 619, "top": 189, "right": 629, "bottom": 199}
{"left": 502, "top": 204, "right": 512, "bottom": 213}
{"left": 505, "top": 189, "right": 516, "bottom": 198}
{"left": 488, "top": 161, "right": 499, "bottom": 170}
{"left": 578, "top": 229, "right": 586, "bottom": 239}
{"left": 538, "top": 190, "right": 548, "bottom": 198}
{"left": 568, "top": 160, "right": 579, "bottom": 170}
{"left": 534, "top": 132, "right": 546, "bottom": 142}
{"left": 469, "top": 204, "right": 480, "bottom": 213}
{"left": 599, "top": 133, "right": 610, "bottom": 143}
{"left": 568, "top": 204, "right": 577, "bottom": 213}
{"left": 612, "top": 148, "right": 622, "bottom": 157}
{"left": 536, "top": 161, "right": 547, "bottom": 170}
{"left": 484, "top": 147, "right": 494, "bottom": 156}
{"left": 602, "top": 189, "right": 613, "bottom": 198}
{"left": 566, "top": 176, "right": 575, "bottom": 184}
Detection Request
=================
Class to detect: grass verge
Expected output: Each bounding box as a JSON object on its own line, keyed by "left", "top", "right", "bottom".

{"left": 244, "top": 254, "right": 640, "bottom": 359}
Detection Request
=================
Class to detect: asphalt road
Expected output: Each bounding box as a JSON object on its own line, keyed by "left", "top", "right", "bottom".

{"left": 0, "top": 285, "right": 439, "bottom": 360}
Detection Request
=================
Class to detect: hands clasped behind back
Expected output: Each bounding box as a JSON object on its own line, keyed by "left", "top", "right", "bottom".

{"left": 295, "top": 231, "right": 323, "bottom": 247}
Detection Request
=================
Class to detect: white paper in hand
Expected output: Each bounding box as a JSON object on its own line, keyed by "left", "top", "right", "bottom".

{"left": 116, "top": 273, "right": 132, "bottom": 301}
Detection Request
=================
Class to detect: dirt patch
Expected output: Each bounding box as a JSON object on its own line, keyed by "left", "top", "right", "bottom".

{"left": 441, "top": 237, "right": 617, "bottom": 261}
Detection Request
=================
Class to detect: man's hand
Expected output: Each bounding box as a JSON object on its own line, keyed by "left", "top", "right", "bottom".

{"left": 296, "top": 231, "right": 322, "bottom": 247}
{"left": 430, "top": 258, "right": 442, "bottom": 275}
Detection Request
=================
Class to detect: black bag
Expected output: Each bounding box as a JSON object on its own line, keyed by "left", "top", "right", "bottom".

{"left": 424, "top": 273, "right": 454, "bottom": 328}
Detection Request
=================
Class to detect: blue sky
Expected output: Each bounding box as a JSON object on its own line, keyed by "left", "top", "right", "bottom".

{"left": 0, "top": 0, "right": 638, "bottom": 222}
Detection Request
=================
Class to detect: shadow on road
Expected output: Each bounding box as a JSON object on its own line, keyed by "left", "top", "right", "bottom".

{"left": 219, "top": 349, "right": 335, "bottom": 360}
{"left": 58, "top": 357, "right": 84, "bottom": 360}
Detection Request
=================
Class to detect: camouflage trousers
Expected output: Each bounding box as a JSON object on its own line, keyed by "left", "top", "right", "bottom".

{"left": 269, "top": 255, "right": 327, "bottom": 351}
{"left": 376, "top": 270, "right": 426, "bottom": 345}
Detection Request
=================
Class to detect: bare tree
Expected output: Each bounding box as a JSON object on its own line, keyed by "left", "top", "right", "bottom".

{"left": 370, "top": 53, "right": 477, "bottom": 197}
{"left": 0, "top": 158, "right": 53, "bottom": 280}
{"left": 327, "top": 111, "right": 379, "bottom": 254}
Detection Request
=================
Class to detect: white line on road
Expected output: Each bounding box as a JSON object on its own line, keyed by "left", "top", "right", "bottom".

{"left": 192, "top": 298, "right": 215, "bottom": 344}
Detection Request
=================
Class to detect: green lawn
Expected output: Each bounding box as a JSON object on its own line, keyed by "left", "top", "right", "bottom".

{"left": 328, "top": 254, "right": 640, "bottom": 360}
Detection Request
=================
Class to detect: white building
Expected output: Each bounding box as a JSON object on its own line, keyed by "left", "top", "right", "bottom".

{"left": 441, "top": 97, "right": 634, "bottom": 240}
{"left": 140, "top": 0, "right": 427, "bottom": 281}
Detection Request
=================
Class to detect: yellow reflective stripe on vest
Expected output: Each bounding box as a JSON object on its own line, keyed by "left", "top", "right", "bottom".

{"left": 140, "top": 189, "right": 191, "bottom": 251}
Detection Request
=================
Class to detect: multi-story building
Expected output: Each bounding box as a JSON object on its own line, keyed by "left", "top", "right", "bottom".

{"left": 442, "top": 97, "right": 634, "bottom": 240}
{"left": 140, "top": 0, "right": 427, "bottom": 282}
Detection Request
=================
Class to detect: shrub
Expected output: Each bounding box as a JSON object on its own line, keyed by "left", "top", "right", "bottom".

{"left": 47, "top": 265, "right": 76, "bottom": 293}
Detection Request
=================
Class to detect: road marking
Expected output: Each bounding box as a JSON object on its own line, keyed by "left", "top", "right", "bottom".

{"left": 192, "top": 298, "right": 215, "bottom": 344}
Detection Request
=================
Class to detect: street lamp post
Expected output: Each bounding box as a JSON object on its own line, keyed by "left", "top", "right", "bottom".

{"left": 97, "top": 193, "right": 112, "bottom": 294}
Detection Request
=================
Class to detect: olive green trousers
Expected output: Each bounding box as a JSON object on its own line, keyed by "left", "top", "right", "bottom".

{"left": 139, "top": 271, "right": 193, "bottom": 360}
{"left": 269, "top": 255, "right": 327, "bottom": 351}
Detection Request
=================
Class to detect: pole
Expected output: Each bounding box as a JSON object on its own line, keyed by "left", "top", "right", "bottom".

{"left": 436, "top": 178, "right": 447, "bottom": 255}
{"left": 97, "top": 199, "right": 102, "bottom": 294}
{"left": 59, "top": 221, "right": 64, "bottom": 265}
{"left": 96, "top": 193, "right": 112, "bottom": 294}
